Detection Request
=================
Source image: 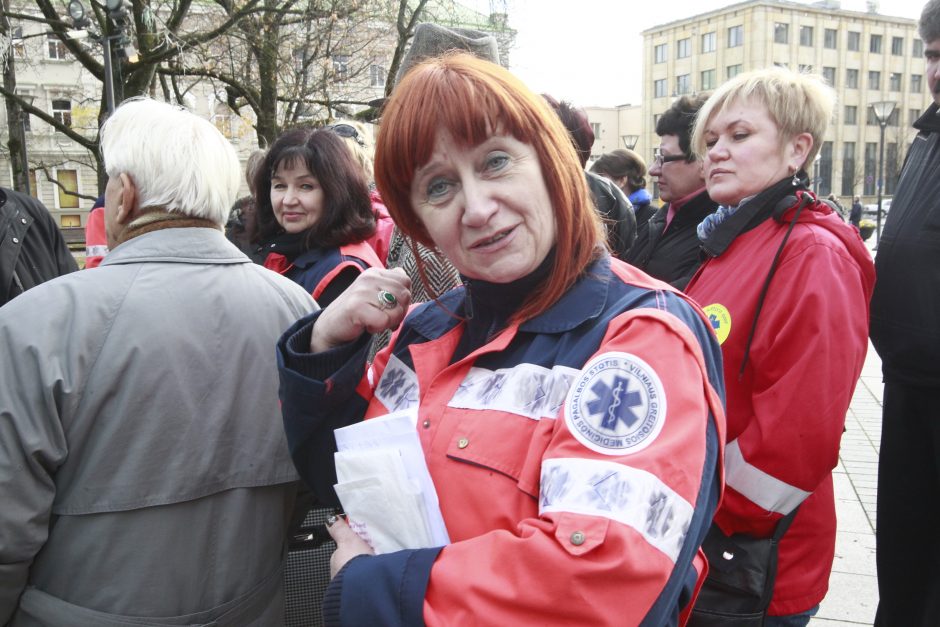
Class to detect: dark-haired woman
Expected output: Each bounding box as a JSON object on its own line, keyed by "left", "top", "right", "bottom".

{"left": 252, "top": 128, "right": 381, "bottom": 307}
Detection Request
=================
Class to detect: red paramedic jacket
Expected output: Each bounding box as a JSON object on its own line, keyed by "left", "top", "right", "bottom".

{"left": 685, "top": 191, "right": 875, "bottom": 615}
{"left": 278, "top": 255, "right": 727, "bottom": 626}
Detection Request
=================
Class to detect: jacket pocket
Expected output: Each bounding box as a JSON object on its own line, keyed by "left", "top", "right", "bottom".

{"left": 444, "top": 409, "right": 554, "bottom": 500}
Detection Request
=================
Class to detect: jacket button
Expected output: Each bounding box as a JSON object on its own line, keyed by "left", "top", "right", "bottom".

{"left": 570, "top": 531, "right": 586, "bottom": 546}
{"left": 11, "top": 237, "right": 19, "bottom": 244}
{"left": 20, "top": 218, "right": 27, "bottom": 224}
{"left": 422, "top": 420, "right": 430, "bottom": 429}
{"left": 457, "top": 437, "right": 469, "bottom": 449}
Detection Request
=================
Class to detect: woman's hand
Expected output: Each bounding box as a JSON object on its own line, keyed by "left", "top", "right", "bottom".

{"left": 311, "top": 268, "right": 412, "bottom": 353}
{"left": 326, "top": 516, "right": 375, "bottom": 579}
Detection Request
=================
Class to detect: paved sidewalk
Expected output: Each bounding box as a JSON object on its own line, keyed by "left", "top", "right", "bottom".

{"left": 811, "top": 342, "right": 882, "bottom": 626}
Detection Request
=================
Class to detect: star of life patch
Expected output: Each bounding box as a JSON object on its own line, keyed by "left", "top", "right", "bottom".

{"left": 565, "top": 351, "right": 666, "bottom": 456}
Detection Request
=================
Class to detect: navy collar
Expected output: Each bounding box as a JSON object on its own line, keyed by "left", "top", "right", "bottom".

{"left": 405, "top": 254, "right": 611, "bottom": 341}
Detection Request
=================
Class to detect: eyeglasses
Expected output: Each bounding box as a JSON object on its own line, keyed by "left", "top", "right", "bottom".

{"left": 652, "top": 151, "right": 689, "bottom": 167}
{"left": 323, "top": 123, "right": 365, "bottom": 147}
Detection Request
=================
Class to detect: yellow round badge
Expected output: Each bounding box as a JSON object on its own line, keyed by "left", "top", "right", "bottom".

{"left": 703, "top": 304, "right": 732, "bottom": 345}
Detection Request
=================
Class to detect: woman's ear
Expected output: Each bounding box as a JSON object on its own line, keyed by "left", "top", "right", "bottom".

{"left": 789, "top": 132, "right": 814, "bottom": 172}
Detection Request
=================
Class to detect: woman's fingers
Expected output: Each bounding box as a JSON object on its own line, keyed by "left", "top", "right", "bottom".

{"left": 326, "top": 515, "right": 375, "bottom": 579}
{"left": 310, "top": 268, "right": 413, "bottom": 352}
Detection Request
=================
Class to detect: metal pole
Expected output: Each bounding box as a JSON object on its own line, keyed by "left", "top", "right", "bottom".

{"left": 19, "top": 112, "right": 30, "bottom": 196}
{"left": 102, "top": 35, "right": 115, "bottom": 114}
{"left": 876, "top": 121, "right": 886, "bottom": 244}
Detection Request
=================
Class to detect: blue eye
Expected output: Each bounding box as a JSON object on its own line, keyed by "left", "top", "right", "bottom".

{"left": 485, "top": 152, "right": 509, "bottom": 171}
{"left": 427, "top": 178, "right": 452, "bottom": 200}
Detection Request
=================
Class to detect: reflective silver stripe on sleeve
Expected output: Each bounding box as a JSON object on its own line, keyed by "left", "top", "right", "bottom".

{"left": 539, "top": 457, "right": 694, "bottom": 563}
{"left": 725, "top": 438, "right": 811, "bottom": 514}
{"left": 85, "top": 245, "right": 109, "bottom": 256}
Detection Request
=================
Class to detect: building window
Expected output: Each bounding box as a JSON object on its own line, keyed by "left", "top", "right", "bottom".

{"left": 800, "top": 26, "right": 814, "bottom": 47}
{"left": 912, "top": 74, "right": 922, "bottom": 93}
{"left": 57, "top": 169, "right": 79, "bottom": 209}
{"left": 870, "top": 34, "right": 882, "bottom": 54}
{"left": 654, "top": 43, "right": 667, "bottom": 64}
{"left": 213, "top": 114, "right": 233, "bottom": 138}
{"left": 914, "top": 39, "right": 924, "bottom": 57}
{"left": 889, "top": 72, "right": 902, "bottom": 91}
{"left": 869, "top": 70, "right": 881, "bottom": 90}
{"left": 654, "top": 78, "right": 667, "bottom": 98}
{"left": 891, "top": 36, "right": 904, "bottom": 55}
{"left": 911, "top": 108, "right": 921, "bottom": 125}
{"left": 11, "top": 26, "right": 25, "bottom": 58}
{"left": 888, "top": 108, "right": 900, "bottom": 126}
{"left": 28, "top": 171, "right": 38, "bottom": 198}
{"left": 591, "top": 122, "right": 601, "bottom": 138}
{"left": 47, "top": 33, "right": 67, "bottom": 60}
{"left": 727, "top": 64, "right": 742, "bottom": 79}
{"left": 728, "top": 25, "right": 743, "bottom": 48}
{"left": 864, "top": 142, "right": 878, "bottom": 195}
{"left": 332, "top": 54, "right": 350, "bottom": 81}
{"left": 52, "top": 99, "right": 72, "bottom": 127}
{"left": 846, "top": 68, "right": 859, "bottom": 89}
{"left": 677, "top": 38, "right": 691, "bottom": 59}
{"left": 653, "top": 113, "right": 663, "bottom": 127}
{"left": 701, "top": 32, "right": 716, "bottom": 53}
{"left": 676, "top": 74, "right": 691, "bottom": 95}
{"left": 819, "top": 141, "right": 833, "bottom": 196}
{"left": 370, "top": 64, "right": 385, "bottom": 88}
{"left": 60, "top": 214, "right": 81, "bottom": 228}
{"left": 845, "top": 105, "right": 857, "bottom": 125}
{"left": 774, "top": 23, "right": 789, "bottom": 44}
{"left": 822, "top": 66, "right": 836, "bottom": 87}
{"left": 848, "top": 31, "right": 860, "bottom": 51}
{"left": 842, "top": 142, "right": 856, "bottom": 196}
{"left": 701, "top": 69, "right": 716, "bottom": 90}
{"left": 824, "top": 28, "right": 837, "bottom": 49}
{"left": 798, "top": 64, "right": 813, "bottom": 74}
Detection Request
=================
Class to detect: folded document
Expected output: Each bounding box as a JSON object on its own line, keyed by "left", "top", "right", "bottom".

{"left": 334, "top": 409, "right": 450, "bottom": 554}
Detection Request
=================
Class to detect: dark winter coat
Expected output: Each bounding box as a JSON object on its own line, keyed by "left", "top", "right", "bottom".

{"left": 0, "top": 187, "right": 77, "bottom": 307}
{"left": 871, "top": 103, "right": 940, "bottom": 387}
{"left": 624, "top": 189, "right": 718, "bottom": 289}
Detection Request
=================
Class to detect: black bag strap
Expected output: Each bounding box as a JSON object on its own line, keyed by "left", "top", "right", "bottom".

{"left": 772, "top": 506, "right": 800, "bottom": 541}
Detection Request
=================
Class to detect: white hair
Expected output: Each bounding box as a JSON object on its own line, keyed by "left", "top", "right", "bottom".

{"left": 99, "top": 97, "right": 241, "bottom": 225}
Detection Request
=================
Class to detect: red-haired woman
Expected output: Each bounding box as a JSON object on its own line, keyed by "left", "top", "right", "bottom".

{"left": 251, "top": 128, "right": 381, "bottom": 307}
{"left": 277, "top": 53, "right": 726, "bottom": 626}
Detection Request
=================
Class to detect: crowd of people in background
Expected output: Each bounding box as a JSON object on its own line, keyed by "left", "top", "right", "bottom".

{"left": 1, "top": 1, "right": 940, "bottom": 625}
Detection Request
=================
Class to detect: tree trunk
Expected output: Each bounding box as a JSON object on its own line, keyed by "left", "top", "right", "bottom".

{"left": 1, "top": 0, "right": 29, "bottom": 193}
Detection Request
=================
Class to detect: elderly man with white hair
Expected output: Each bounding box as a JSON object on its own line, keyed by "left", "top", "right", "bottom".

{"left": 0, "top": 98, "right": 316, "bottom": 626}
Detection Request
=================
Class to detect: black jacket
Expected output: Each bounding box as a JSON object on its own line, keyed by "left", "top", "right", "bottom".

{"left": 624, "top": 189, "right": 717, "bottom": 290}
{"left": 870, "top": 103, "right": 940, "bottom": 386}
{"left": 586, "top": 171, "right": 636, "bottom": 259}
{"left": 0, "top": 188, "right": 78, "bottom": 307}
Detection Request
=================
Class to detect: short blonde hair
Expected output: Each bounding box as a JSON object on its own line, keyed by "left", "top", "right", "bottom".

{"left": 334, "top": 120, "right": 375, "bottom": 183}
{"left": 691, "top": 66, "right": 835, "bottom": 170}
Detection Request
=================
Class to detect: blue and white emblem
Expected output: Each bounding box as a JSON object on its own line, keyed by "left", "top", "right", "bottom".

{"left": 565, "top": 352, "right": 666, "bottom": 455}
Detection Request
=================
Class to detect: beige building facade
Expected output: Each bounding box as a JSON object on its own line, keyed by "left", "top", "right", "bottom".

{"left": 641, "top": 0, "right": 929, "bottom": 203}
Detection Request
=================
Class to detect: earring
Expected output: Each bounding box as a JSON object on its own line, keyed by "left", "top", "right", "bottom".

{"left": 791, "top": 174, "right": 800, "bottom": 186}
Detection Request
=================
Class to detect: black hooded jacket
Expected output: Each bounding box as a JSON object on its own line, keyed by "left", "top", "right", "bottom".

{"left": 870, "top": 103, "right": 940, "bottom": 386}
{"left": 0, "top": 188, "right": 78, "bottom": 307}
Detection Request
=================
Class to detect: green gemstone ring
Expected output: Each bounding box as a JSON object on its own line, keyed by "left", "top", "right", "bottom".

{"left": 377, "top": 289, "right": 398, "bottom": 310}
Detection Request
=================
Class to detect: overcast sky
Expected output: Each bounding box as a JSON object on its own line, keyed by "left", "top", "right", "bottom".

{"left": 460, "top": 0, "right": 929, "bottom": 106}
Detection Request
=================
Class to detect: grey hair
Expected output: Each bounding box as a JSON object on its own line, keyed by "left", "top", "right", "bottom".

{"left": 920, "top": 0, "right": 940, "bottom": 44}
{"left": 99, "top": 97, "right": 241, "bottom": 225}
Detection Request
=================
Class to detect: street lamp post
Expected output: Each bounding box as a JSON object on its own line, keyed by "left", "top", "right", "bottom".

{"left": 870, "top": 100, "right": 896, "bottom": 245}
{"left": 67, "top": 0, "right": 133, "bottom": 114}
{"left": 622, "top": 135, "right": 639, "bottom": 150}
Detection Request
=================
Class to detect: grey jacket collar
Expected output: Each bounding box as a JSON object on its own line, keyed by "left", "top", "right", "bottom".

{"left": 102, "top": 227, "right": 249, "bottom": 267}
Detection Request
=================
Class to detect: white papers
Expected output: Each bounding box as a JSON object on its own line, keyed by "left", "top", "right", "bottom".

{"left": 334, "top": 409, "right": 450, "bottom": 554}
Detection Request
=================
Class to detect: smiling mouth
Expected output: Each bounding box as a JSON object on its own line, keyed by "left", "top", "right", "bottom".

{"left": 472, "top": 226, "right": 515, "bottom": 249}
